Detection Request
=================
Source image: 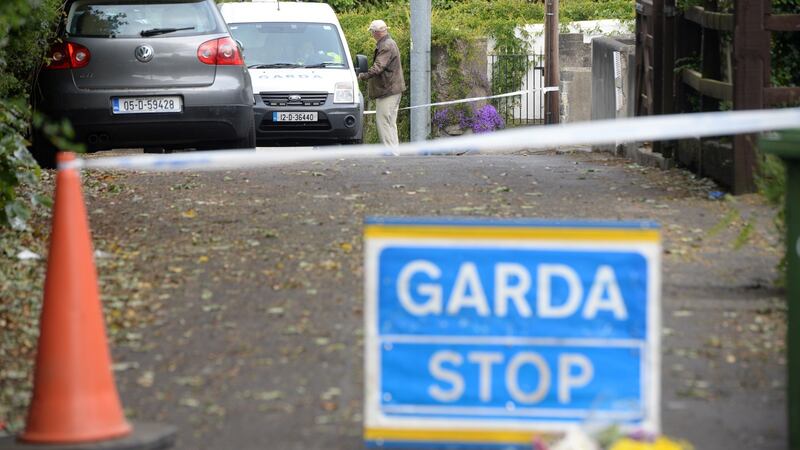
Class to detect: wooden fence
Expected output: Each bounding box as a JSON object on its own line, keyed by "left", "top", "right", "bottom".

{"left": 635, "top": 0, "right": 800, "bottom": 194}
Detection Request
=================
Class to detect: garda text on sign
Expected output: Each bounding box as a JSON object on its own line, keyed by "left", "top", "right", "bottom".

{"left": 363, "top": 218, "right": 661, "bottom": 449}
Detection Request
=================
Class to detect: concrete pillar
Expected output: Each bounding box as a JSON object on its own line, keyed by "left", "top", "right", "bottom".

{"left": 410, "top": 0, "right": 431, "bottom": 141}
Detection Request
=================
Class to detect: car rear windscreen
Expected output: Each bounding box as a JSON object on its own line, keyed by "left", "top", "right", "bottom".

{"left": 228, "top": 22, "right": 347, "bottom": 68}
{"left": 67, "top": 0, "right": 222, "bottom": 38}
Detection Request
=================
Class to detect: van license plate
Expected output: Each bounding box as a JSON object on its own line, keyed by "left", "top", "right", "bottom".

{"left": 274, "top": 112, "right": 317, "bottom": 122}
{"left": 112, "top": 96, "right": 182, "bottom": 114}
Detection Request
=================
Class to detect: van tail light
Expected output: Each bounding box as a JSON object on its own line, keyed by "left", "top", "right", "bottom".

{"left": 197, "top": 37, "right": 244, "bottom": 66}
{"left": 46, "top": 42, "right": 91, "bottom": 70}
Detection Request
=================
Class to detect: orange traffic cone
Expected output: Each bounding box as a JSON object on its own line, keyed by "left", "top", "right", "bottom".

{"left": 20, "top": 152, "right": 132, "bottom": 443}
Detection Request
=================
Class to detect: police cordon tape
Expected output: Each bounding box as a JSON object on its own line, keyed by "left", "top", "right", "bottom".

{"left": 362, "top": 86, "right": 561, "bottom": 115}
{"left": 63, "top": 107, "right": 800, "bottom": 172}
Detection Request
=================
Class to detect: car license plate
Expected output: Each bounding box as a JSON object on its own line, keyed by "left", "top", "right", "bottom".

{"left": 112, "top": 96, "right": 182, "bottom": 114}
{"left": 273, "top": 112, "right": 317, "bottom": 122}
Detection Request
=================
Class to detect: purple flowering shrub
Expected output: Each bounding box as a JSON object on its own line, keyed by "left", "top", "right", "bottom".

{"left": 470, "top": 104, "right": 505, "bottom": 133}
{"left": 432, "top": 104, "right": 505, "bottom": 135}
{"left": 432, "top": 107, "right": 471, "bottom": 133}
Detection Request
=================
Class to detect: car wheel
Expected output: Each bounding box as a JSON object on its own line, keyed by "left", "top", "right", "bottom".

{"left": 227, "top": 124, "right": 256, "bottom": 149}
{"left": 29, "top": 131, "right": 58, "bottom": 169}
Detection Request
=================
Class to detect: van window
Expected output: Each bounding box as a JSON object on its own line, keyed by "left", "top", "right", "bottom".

{"left": 228, "top": 22, "right": 348, "bottom": 68}
{"left": 67, "top": 0, "right": 221, "bottom": 38}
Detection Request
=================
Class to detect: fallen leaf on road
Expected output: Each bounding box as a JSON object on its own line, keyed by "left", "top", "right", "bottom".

{"left": 319, "top": 260, "right": 340, "bottom": 270}
{"left": 254, "top": 390, "right": 283, "bottom": 401}
{"left": 16, "top": 249, "right": 40, "bottom": 260}
{"left": 202, "top": 304, "right": 224, "bottom": 313}
{"left": 321, "top": 387, "right": 341, "bottom": 401}
{"left": 179, "top": 397, "right": 201, "bottom": 408}
{"left": 137, "top": 370, "right": 154, "bottom": 388}
{"left": 321, "top": 401, "right": 338, "bottom": 412}
{"left": 113, "top": 361, "right": 140, "bottom": 372}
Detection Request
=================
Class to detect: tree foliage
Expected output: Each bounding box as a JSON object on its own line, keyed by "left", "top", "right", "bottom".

{"left": 0, "top": 0, "right": 62, "bottom": 229}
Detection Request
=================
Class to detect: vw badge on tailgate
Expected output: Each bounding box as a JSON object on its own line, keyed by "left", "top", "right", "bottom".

{"left": 135, "top": 44, "right": 154, "bottom": 63}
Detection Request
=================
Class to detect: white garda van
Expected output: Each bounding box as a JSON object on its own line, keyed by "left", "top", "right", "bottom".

{"left": 219, "top": 0, "right": 368, "bottom": 146}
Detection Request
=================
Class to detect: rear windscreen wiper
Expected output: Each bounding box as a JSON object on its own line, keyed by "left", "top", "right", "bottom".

{"left": 248, "top": 63, "right": 303, "bottom": 69}
{"left": 140, "top": 26, "right": 195, "bottom": 37}
{"left": 303, "top": 62, "right": 344, "bottom": 68}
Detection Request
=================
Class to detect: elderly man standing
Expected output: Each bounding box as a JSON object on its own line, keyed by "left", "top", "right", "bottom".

{"left": 358, "top": 19, "right": 406, "bottom": 150}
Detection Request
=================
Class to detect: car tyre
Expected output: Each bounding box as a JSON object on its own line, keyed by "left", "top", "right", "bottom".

{"left": 29, "top": 130, "right": 58, "bottom": 169}
{"left": 226, "top": 123, "right": 256, "bottom": 149}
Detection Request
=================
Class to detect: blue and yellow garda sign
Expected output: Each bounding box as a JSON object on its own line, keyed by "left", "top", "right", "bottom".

{"left": 363, "top": 217, "right": 661, "bottom": 448}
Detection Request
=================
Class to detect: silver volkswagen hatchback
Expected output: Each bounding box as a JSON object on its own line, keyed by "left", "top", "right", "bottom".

{"left": 31, "top": 0, "right": 255, "bottom": 167}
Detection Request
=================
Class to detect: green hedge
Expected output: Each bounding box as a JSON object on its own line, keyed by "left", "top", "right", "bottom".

{"left": 0, "top": 0, "right": 62, "bottom": 229}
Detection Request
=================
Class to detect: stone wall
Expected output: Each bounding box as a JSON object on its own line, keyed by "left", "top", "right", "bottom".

{"left": 560, "top": 33, "right": 592, "bottom": 69}
{"left": 429, "top": 39, "right": 490, "bottom": 136}
{"left": 431, "top": 39, "right": 490, "bottom": 107}
{"left": 559, "top": 33, "right": 593, "bottom": 123}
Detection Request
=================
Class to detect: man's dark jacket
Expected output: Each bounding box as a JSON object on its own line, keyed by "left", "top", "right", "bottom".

{"left": 364, "top": 34, "right": 405, "bottom": 99}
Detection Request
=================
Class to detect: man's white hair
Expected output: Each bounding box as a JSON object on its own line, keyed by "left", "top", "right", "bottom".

{"left": 368, "top": 19, "right": 388, "bottom": 32}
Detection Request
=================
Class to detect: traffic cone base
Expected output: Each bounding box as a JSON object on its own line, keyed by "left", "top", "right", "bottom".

{"left": 1, "top": 422, "right": 176, "bottom": 450}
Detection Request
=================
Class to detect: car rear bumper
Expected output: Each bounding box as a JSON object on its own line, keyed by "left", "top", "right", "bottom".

{"left": 253, "top": 94, "right": 363, "bottom": 145}
{"left": 35, "top": 68, "right": 254, "bottom": 150}
{"left": 58, "top": 105, "right": 253, "bottom": 150}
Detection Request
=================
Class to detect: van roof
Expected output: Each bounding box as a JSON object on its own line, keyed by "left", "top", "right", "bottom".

{"left": 219, "top": 1, "right": 339, "bottom": 25}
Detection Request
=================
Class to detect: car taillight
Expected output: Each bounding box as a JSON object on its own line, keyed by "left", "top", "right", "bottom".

{"left": 70, "top": 43, "right": 91, "bottom": 68}
{"left": 197, "top": 39, "right": 217, "bottom": 65}
{"left": 46, "top": 42, "right": 91, "bottom": 70}
{"left": 197, "top": 37, "right": 243, "bottom": 66}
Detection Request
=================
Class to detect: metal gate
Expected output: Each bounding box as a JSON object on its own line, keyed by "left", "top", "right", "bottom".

{"left": 488, "top": 53, "right": 545, "bottom": 126}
